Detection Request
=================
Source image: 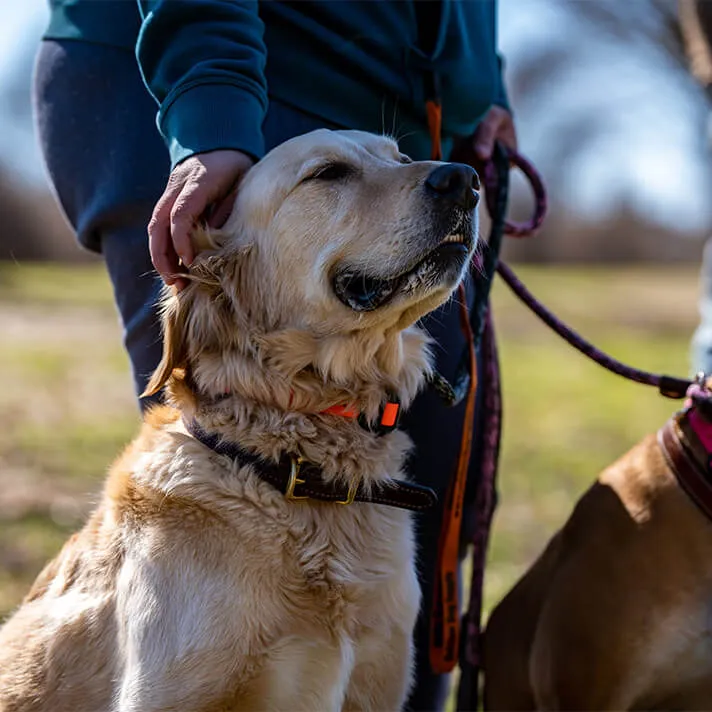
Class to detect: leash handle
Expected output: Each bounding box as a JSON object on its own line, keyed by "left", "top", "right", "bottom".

{"left": 456, "top": 143, "right": 547, "bottom": 238}
{"left": 486, "top": 149, "right": 547, "bottom": 237}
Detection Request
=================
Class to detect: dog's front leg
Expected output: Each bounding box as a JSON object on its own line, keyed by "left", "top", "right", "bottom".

{"left": 114, "top": 550, "right": 254, "bottom": 712}
{"left": 117, "top": 576, "right": 356, "bottom": 712}
{"left": 343, "top": 626, "right": 415, "bottom": 712}
{"left": 235, "top": 634, "right": 356, "bottom": 712}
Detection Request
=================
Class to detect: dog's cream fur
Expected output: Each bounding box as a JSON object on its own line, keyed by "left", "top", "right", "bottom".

{"left": 0, "top": 130, "right": 476, "bottom": 712}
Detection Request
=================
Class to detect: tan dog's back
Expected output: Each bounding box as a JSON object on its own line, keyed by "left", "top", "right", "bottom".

{"left": 485, "top": 434, "right": 712, "bottom": 710}
{"left": 0, "top": 510, "right": 122, "bottom": 712}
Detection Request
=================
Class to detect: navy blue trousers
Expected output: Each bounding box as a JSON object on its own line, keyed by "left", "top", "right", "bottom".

{"left": 34, "top": 40, "right": 484, "bottom": 711}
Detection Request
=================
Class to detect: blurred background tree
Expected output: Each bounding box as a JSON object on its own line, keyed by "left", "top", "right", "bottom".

{"left": 0, "top": 0, "right": 710, "bottom": 263}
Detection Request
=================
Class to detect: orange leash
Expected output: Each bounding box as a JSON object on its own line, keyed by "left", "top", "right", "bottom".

{"left": 426, "top": 98, "right": 479, "bottom": 674}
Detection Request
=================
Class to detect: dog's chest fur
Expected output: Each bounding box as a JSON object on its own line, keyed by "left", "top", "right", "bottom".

{"left": 0, "top": 416, "right": 420, "bottom": 711}
{"left": 126, "top": 420, "right": 420, "bottom": 630}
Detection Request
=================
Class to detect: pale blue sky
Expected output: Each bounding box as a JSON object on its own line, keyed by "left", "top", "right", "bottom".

{"left": 0, "top": 0, "right": 710, "bottom": 233}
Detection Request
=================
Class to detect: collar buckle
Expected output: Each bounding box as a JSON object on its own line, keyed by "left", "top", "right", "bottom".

{"left": 285, "top": 455, "right": 308, "bottom": 500}
{"left": 285, "top": 454, "right": 358, "bottom": 505}
{"left": 335, "top": 477, "right": 359, "bottom": 505}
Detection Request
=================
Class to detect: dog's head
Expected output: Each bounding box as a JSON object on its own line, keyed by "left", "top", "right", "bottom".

{"left": 145, "top": 130, "right": 479, "bottom": 409}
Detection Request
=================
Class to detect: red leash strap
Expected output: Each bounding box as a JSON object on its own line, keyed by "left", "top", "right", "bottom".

{"left": 426, "top": 98, "right": 478, "bottom": 674}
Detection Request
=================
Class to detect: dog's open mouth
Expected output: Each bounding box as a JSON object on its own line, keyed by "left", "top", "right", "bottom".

{"left": 333, "top": 231, "right": 474, "bottom": 312}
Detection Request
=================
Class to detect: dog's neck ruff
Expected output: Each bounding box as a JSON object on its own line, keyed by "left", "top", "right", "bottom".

{"left": 658, "top": 385, "right": 712, "bottom": 521}
{"left": 184, "top": 418, "right": 437, "bottom": 511}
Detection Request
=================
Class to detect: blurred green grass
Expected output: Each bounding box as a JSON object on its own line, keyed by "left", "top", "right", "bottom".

{"left": 0, "top": 262, "right": 701, "bottom": 623}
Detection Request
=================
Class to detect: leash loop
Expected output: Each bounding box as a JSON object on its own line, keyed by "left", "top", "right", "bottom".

{"left": 484, "top": 149, "right": 547, "bottom": 237}
{"left": 455, "top": 142, "right": 546, "bottom": 238}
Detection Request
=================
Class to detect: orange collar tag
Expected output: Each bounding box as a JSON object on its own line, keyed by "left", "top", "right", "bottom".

{"left": 320, "top": 401, "right": 400, "bottom": 434}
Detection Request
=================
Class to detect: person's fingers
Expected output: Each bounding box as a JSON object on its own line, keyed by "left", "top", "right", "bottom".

{"left": 148, "top": 151, "right": 256, "bottom": 287}
{"left": 169, "top": 182, "right": 209, "bottom": 268}
{"left": 172, "top": 275, "right": 190, "bottom": 291}
{"left": 497, "top": 116, "right": 518, "bottom": 153}
{"left": 473, "top": 114, "right": 499, "bottom": 161}
{"left": 473, "top": 106, "right": 518, "bottom": 161}
{"left": 207, "top": 185, "right": 239, "bottom": 229}
{"left": 148, "top": 188, "right": 183, "bottom": 285}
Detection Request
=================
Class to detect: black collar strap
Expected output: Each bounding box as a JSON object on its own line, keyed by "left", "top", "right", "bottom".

{"left": 185, "top": 419, "right": 437, "bottom": 511}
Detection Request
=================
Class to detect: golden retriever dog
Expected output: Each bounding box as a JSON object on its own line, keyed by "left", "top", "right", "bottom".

{"left": 484, "top": 384, "right": 712, "bottom": 711}
{"left": 0, "top": 130, "right": 479, "bottom": 712}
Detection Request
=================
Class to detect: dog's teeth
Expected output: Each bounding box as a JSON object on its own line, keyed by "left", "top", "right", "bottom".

{"left": 442, "top": 234, "right": 463, "bottom": 244}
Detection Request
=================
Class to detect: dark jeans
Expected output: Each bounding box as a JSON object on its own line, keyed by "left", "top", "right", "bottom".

{"left": 34, "top": 39, "right": 484, "bottom": 711}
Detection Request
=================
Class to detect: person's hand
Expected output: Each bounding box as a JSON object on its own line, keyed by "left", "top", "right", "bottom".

{"left": 471, "top": 105, "right": 517, "bottom": 161}
{"left": 148, "top": 149, "right": 254, "bottom": 289}
{"left": 451, "top": 105, "right": 518, "bottom": 169}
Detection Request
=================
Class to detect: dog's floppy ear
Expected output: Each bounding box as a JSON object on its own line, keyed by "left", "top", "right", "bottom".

{"left": 142, "top": 293, "right": 188, "bottom": 397}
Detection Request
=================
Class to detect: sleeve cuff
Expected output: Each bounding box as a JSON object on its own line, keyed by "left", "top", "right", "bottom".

{"left": 159, "top": 82, "right": 267, "bottom": 169}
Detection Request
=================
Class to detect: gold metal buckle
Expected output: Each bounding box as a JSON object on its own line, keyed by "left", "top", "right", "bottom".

{"left": 285, "top": 454, "right": 358, "bottom": 505}
{"left": 335, "top": 478, "right": 358, "bottom": 505}
{"left": 285, "top": 455, "right": 308, "bottom": 501}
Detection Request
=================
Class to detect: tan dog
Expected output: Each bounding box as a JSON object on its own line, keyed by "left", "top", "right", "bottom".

{"left": 0, "top": 130, "right": 478, "bottom": 712}
{"left": 484, "top": 393, "right": 712, "bottom": 711}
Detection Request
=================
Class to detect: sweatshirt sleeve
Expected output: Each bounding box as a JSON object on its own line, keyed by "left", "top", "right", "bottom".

{"left": 136, "top": 0, "right": 268, "bottom": 169}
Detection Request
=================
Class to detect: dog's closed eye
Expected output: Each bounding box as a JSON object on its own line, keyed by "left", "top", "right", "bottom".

{"left": 305, "top": 162, "right": 355, "bottom": 182}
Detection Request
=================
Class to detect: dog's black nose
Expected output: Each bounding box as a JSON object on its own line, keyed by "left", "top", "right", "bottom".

{"left": 425, "top": 163, "right": 479, "bottom": 209}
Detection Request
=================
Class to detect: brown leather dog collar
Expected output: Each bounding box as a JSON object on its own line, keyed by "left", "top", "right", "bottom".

{"left": 658, "top": 412, "right": 712, "bottom": 522}
{"left": 185, "top": 418, "right": 437, "bottom": 512}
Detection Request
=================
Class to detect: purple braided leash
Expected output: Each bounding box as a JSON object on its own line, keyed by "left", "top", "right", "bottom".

{"left": 457, "top": 311, "right": 502, "bottom": 711}
{"left": 483, "top": 150, "right": 547, "bottom": 237}
{"left": 456, "top": 148, "right": 544, "bottom": 710}
{"left": 496, "top": 261, "right": 692, "bottom": 399}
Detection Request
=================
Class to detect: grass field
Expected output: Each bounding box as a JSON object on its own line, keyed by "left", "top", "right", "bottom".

{"left": 0, "top": 262, "right": 701, "bottom": 626}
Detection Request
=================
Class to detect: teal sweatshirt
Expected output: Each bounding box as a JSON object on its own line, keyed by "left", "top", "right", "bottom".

{"left": 45, "top": 0, "right": 509, "bottom": 167}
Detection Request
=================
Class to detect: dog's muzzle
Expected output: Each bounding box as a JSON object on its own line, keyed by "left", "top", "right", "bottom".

{"left": 332, "top": 164, "right": 479, "bottom": 312}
